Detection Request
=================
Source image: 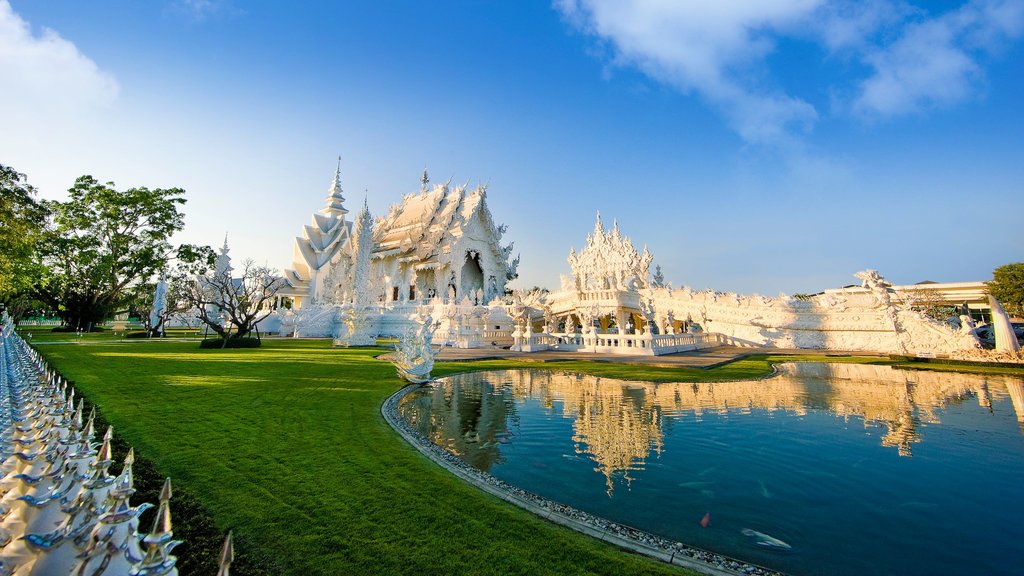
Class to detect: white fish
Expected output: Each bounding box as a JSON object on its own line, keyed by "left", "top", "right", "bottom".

{"left": 741, "top": 529, "right": 792, "bottom": 550}
{"left": 757, "top": 479, "right": 772, "bottom": 498}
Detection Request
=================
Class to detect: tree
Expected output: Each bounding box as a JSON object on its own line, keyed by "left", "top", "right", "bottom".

{"left": 989, "top": 262, "right": 1024, "bottom": 318}
{"left": 0, "top": 164, "right": 49, "bottom": 302}
{"left": 36, "top": 176, "right": 186, "bottom": 330}
{"left": 145, "top": 245, "right": 216, "bottom": 336}
{"left": 178, "top": 258, "right": 284, "bottom": 346}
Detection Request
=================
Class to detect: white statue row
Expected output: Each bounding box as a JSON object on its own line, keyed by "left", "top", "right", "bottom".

{"left": 0, "top": 315, "right": 234, "bottom": 575}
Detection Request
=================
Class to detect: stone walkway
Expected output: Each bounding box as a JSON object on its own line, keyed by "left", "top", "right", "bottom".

{"left": 436, "top": 345, "right": 883, "bottom": 369}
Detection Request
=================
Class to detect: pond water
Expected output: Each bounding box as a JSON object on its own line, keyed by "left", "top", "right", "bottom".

{"left": 397, "top": 364, "right": 1024, "bottom": 576}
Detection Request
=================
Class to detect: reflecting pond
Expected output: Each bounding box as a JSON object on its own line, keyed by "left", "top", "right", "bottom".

{"left": 398, "top": 364, "right": 1024, "bottom": 576}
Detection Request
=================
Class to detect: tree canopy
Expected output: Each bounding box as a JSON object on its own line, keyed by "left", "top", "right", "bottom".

{"left": 37, "top": 175, "right": 187, "bottom": 330}
{"left": 178, "top": 257, "right": 284, "bottom": 345}
{"left": 0, "top": 164, "right": 49, "bottom": 300}
{"left": 989, "top": 262, "right": 1024, "bottom": 318}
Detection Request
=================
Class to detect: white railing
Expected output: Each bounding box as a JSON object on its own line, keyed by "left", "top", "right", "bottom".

{"left": 513, "top": 330, "right": 723, "bottom": 356}
{"left": 16, "top": 319, "right": 63, "bottom": 326}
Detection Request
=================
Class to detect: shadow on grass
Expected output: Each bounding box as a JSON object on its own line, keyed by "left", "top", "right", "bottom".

{"left": 70, "top": 384, "right": 287, "bottom": 575}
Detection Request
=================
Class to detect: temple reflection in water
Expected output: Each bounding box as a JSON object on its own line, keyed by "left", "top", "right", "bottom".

{"left": 398, "top": 364, "right": 1024, "bottom": 491}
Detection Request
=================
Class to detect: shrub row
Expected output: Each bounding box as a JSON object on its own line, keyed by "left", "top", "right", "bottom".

{"left": 199, "top": 337, "right": 262, "bottom": 349}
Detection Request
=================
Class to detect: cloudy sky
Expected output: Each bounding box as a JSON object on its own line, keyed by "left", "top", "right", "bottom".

{"left": 2, "top": 0, "right": 1022, "bottom": 294}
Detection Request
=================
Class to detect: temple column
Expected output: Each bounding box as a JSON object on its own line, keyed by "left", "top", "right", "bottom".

{"left": 615, "top": 309, "right": 629, "bottom": 334}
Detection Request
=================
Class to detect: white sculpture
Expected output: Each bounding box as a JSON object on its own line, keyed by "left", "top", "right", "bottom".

{"left": 988, "top": 295, "right": 1021, "bottom": 354}
{"left": 0, "top": 321, "right": 232, "bottom": 574}
{"left": 390, "top": 311, "right": 438, "bottom": 383}
{"left": 149, "top": 270, "right": 169, "bottom": 335}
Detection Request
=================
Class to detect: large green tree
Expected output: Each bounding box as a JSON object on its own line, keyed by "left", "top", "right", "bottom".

{"left": 37, "top": 175, "right": 187, "bottom": 330}
{"left": 0, "top": 164, "right": 49, "bottom": 303}
{"left": 989, "top": 262, "right": 1024, "bottom": 318}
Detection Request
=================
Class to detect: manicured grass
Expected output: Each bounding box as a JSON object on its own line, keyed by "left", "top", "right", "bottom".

{"left": 433, "top": 353, "right": 890, "bottom": 383}
{"left": 32, "top": 337, "right": 1023, "bottom": 575}
{"left": 17, "top": 326, "right": 206, "bottom": 342}
{"left": 36, "top": 339, "right": 698, "bottom": 576}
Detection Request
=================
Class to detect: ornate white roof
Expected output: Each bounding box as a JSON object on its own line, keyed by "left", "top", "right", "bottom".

{"left": 567, "top": 212, "right": 653, "bottom": 291}
{"left": 285, "top": 160, "right": 352, "bottom": 289}
{"left": 372, "top": 180, "right": 512, "bottom": 275}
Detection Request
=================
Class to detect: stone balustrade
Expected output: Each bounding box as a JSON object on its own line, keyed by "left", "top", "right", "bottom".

{"left": 513, "top": 330, "right": 722, "bottom": 356}
{"left": 0, "top": 315, "right": 233, "bottom": 575}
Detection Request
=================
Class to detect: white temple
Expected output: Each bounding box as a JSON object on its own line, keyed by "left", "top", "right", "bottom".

{"left": 246, "top": 161, "right": 1013, "bottom": 360}
{"left": 511, "top": 213, "right": 987, "bottom": 357}
{"left": 265, "top": 161, "right": 519, "bottom": 342}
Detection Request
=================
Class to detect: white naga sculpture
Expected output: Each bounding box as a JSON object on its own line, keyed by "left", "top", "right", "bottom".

{"left": 390, "top": 310, "right": 438, "bottom": 384}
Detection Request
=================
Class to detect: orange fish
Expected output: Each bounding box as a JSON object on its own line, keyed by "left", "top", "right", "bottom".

{"left": 700, "top": 512, "right": 711, "bottom": 528}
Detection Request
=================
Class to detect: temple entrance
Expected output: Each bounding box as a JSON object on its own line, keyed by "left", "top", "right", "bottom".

{"left": 460, "top": 251, "right": 484, "bottom": 301}
{"left": 418, "top": 269, "right": 437, "bottom": 300}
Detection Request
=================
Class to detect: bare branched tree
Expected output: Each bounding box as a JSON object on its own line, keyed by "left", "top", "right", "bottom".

{"left": 178, "top": 258, "right": 285, "bottom": 346}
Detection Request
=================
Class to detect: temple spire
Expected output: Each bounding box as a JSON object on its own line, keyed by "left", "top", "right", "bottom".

{"left": 420, "top": 167, "right": 430, "bottom": 193}
{"left": 322, "top": 156, "right": 349, "bottom": 218}
{"left": 216, "top": 234, "right": 233, "bottom": 277}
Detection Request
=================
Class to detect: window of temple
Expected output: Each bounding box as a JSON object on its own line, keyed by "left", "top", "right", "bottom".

{"left": 409, "top": 285, "right": 416, "bottom": 300}
{"left": 392, "top": 286, "right": 399, "bottom": 301}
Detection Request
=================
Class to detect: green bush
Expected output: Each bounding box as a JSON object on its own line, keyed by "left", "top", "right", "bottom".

{"left": 199, "top": 337, "right": 262, "bottom": 349}
{"left": 125, "top": 331, "right": 153, "bottom": 339}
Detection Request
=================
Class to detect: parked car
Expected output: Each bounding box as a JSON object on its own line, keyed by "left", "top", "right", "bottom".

{"left": 972, "top": 323, "right": 1024, "bottom": 349}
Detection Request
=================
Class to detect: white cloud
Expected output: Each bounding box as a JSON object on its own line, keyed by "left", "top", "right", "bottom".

{"left": 556, "top": 0, "right": 1024, "bottom": 142}
{"left": 165, "top": 0, "right": 243, "bottom": 22}
{"left": 0, "top": 0, "right": 119, "bottom": 188}
{"left": 854, "top": 0, "right": 1024, "bottom": 116}
{"left": 0, "top": 0, "right": 118, "bottom": 116}
{"left": 556, "top": 0, "right": 823, "bottom": 144}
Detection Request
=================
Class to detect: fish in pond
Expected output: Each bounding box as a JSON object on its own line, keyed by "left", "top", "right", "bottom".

{"left": 757, "top": 479, "right": 772, "bottom": 498}
{"left": 700, "top": 512, "right": 711, "bottom": 528}
{"left": 741, "top": 529, "right": 792, "bottom": 550}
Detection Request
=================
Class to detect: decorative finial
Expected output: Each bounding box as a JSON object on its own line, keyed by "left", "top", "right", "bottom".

{"left": 217, "top": 531, "right": 234, "bottom": 576}
{"left": 97, "top": 426, "right": 113, "bottom": 463}
{"left": 323, "top": 157, "right": 348, "bottom": 217}
{"left": 153, "top": 478, "right": 173, "bottom": 534}
{"left": 221, "top": 234, "right": 230, "bottom": 255}
{"left": 420, "top": 167, "right": 429, "bottom": 193}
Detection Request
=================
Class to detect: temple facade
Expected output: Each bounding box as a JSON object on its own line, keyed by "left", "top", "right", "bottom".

{"left": 267, "top": 162, "right": 519, "bottom": 340}
{"left": 252, "top": 162, "right": 1003, "bottom": 359}
{"left": 512, "top": 213, "right": 986, "bottom": 357}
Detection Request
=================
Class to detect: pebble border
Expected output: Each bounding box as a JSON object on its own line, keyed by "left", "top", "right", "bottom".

{"left": 382, "top": 383, "right": 787, "bottom": 576}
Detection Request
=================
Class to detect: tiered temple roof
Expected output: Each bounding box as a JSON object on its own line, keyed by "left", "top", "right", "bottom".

{"left": 372, "top": 181, "right": 505, "bottom": 271}
{"left": 284, "top": 159, "right": 352, "bottom": 294}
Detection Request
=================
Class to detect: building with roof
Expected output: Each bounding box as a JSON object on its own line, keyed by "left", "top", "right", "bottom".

{"left": 270, "top": 161, "right": 518, "bottom": 339}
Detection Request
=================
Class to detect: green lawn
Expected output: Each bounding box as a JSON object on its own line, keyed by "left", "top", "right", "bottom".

{"left": 31, "top": 337, "right": 1024, "bottom": 575}
{"left": 35, "top": 338, "right": 702, "bottom": 576}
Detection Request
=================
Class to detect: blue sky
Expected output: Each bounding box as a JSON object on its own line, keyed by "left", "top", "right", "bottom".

{"left": 2, "top": 0, "right": 1022, "bottom": 294}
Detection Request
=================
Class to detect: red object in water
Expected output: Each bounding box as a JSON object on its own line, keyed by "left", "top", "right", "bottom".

{"left": 700, "top": 512, "right": 711, "bottom": 528}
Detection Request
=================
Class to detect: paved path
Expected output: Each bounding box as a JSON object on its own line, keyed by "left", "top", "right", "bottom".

{"left": 436, "top": 345, "right": 884, "bottom": 369}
